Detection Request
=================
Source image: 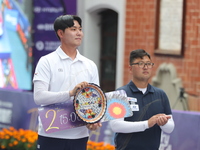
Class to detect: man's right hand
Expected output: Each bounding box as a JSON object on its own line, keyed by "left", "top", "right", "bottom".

{"left": 148, "top": 114, "right": 170, "bottom": 128}
{"left": 69, "top": 81, "right": 89, "bottom": 96}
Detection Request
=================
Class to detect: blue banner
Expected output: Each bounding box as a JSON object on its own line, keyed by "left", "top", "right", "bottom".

{"left": 4, "top": 8, "right": 18, "bottom": 31}
{"left": 8, "top": 0, "right": 30, "bottom": 32}
{"left": 32, "top": 0, "right": 77, "bottom": 70}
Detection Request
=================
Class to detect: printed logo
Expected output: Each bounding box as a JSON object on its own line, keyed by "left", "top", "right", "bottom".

{"left": 37, "top": 144, "right": 40, "bottom": 149}
{"left": 58, "top": 68, "right": 63, "bottom": 72}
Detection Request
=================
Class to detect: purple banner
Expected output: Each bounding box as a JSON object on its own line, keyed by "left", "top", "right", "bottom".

{"left": 0, "top": 89, "right": 38, "bottom": 131}
{"left": 32, "top": 0, "right": 77, "bottom": 69}
{"left": 1, "top": 89, "right": 200, "bottom": 149}
{"left": 39, "top": 101, "right": 86, "bottom": 134}
{"left": 89, "top": 110, "right": 200, "bottom": 148}
{"left": 38, "top": 90, "right": 133, "bottom": 134}
{"left": 160, "top": 110, "right": 200, "bottom": 150}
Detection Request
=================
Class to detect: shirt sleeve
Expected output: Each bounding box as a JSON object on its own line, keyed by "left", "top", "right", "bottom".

{"left": 33, "top": 80, "right": 71, "bottom": 106}
{"left": 110, "top": 115, "right": 175, "bottom": 134}
{"left": 109, "top": 118, "right": 149, "bottom": 133}
{"left": 160, "top": 115, "right": 175, "bottom": 133}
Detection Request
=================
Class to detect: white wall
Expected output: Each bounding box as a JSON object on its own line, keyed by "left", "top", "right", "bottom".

{"left": 77, "top": 0, "right": 126, "bottom": 88}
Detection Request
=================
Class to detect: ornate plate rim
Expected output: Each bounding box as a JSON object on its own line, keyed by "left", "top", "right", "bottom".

{"left": 74, "top": 83, "right": 107, "bottom": 123}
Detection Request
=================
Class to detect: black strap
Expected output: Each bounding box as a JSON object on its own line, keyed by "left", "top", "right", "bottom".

{"left": 116, "top": 99, "right": 160, "bottom": 150}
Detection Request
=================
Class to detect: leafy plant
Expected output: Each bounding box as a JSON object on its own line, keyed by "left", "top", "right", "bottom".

{"left": 87, "top": 140, "right": 115, "bottom": 150}
{"left": 0, "top": 127, "right": 115, "bottom": 150}
{"left": 0, "top": 127, "right": 37, "bottom": 150}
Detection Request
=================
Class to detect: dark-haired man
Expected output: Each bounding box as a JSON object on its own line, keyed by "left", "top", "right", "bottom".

{"left": 110, "top": 49, "right": 175, "bottom": 150}
{"left": 33, "top": 15, "right": 101, "bottom": 150}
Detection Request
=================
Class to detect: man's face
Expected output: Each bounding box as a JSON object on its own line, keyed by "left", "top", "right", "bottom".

{"left": 59, "top": 20, "right": 83, "bottom": 47}
{"left": 129, "top": 55, "right": 154, "bottom": 82}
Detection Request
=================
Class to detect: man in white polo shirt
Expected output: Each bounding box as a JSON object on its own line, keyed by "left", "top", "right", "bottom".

{"left": 33, "top": 15, "right": 101, "bottom": 150}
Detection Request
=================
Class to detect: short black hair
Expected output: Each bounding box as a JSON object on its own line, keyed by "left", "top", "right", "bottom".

{"left": 129, "top": 49, "right": 151, "bottom": 65}
{"left": 53, "top": 15, "right": 82, "bottom": 40}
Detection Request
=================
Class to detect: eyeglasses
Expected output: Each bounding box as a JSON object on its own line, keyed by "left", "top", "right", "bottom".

{"left": 131, "top": 62, "right": 154, "bottom": 68}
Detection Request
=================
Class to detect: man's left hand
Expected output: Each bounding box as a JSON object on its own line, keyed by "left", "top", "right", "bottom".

{"left": 157, "top": 114, "right": 171, "bottom": 126}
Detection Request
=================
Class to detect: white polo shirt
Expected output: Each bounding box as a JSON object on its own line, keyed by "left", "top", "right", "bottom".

{"left": 33, "top": 46, "right": 99, "bottom": 139}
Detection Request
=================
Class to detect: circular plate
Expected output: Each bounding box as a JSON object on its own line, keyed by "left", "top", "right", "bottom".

{"left": 74, "top": 83, "right": 107, "bottom": 123}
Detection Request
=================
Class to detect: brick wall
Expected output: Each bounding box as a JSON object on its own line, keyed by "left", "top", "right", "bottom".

{"left": 124, "top": 0, "right": 200, "bottom": 111}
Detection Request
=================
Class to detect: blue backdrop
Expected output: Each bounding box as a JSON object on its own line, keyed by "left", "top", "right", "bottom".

{"left": 0, "top": 89, "right": 200, "bottom": 149}
{"left": 32, "top": 0, "right": 77, "bottom": 71}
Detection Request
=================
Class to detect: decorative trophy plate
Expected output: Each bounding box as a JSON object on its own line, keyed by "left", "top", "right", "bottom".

{"left": 74, "top": 83, "right": 107, "bottom": 123}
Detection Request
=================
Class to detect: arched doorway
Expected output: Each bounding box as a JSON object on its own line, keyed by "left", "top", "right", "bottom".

{"left": 99, "top": 9, "right": 118, "bottom": 92}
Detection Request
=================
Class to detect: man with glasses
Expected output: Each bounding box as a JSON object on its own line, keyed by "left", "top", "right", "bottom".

{"left": 110, "top": 49, "right": 175, "bottom": 150}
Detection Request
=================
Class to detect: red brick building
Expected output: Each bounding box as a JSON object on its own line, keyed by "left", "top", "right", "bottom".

{"left": 78, "top": 0, "right": 200, "bottom": 111}
{"left": 123, "top": 0, "right": 200, "bottom": 111}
